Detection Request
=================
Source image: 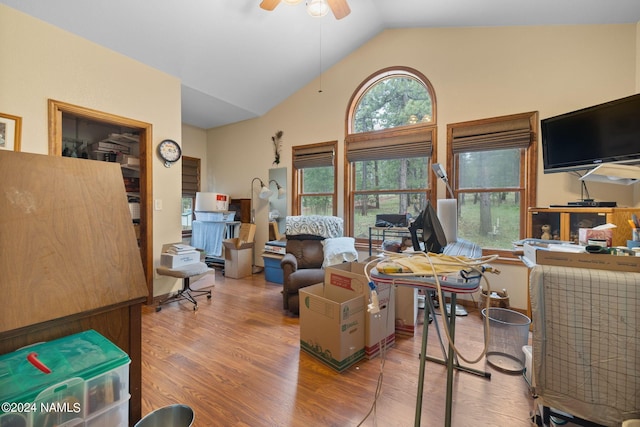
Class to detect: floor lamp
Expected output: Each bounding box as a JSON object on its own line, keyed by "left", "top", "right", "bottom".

{"left": 250, "top": 177, "right": 273, "bottom": 273}
{"left": 269, "top": 179, "right": 286, "bottom": 199}
{"left": 431, "top": 163, "right": 466, "bottom": 315}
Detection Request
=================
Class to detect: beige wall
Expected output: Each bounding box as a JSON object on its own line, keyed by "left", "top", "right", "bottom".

{"left": 2, "top": 5, "right": 638, "bottom": 306}
{"left": 208, "top": 24, "right": 640, "bottom": 309}
{"left": 0, "top": 5, "right": 184, "bottom": 297}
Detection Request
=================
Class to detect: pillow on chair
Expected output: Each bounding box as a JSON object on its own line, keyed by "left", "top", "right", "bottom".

{"left": 322, "top": 237, "right": 357, "bottom": 267}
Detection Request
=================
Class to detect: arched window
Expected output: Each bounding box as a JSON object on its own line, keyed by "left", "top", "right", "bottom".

{"left": 349, "top": 68, "right": 435, "bottom": 133}
{"left": 345, "top": 67, "right": 437, "bottom": 241}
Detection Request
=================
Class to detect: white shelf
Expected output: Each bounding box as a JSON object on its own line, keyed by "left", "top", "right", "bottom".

{"left": 580, "top": 163, "right": 640, "bottom": 185}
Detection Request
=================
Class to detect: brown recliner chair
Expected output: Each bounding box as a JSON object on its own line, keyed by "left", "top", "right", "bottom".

{"left": 280, "top": 238, "right": 325, "bottom": 315}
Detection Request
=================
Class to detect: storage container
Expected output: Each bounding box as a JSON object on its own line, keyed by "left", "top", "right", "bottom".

{"left": 262, "top": 253, "right": 284, "bottom": 284}
{"left": 195, "top": 192, "right": 229, "bottom": 212}
{"left": 0, "top": 330, "right": 130, "bottom": 427}
{"left": 85, "top": 399, "right": 129, "bottom": 427}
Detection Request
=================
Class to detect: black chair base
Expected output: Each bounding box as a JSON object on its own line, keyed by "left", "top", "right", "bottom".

{"left": 156, "top": 277, "right": 212, "bottom": 311}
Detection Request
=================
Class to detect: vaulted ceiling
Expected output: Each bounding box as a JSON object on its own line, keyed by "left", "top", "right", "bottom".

{"left": 3, "top": 0, "right": 640, "bottom": 129}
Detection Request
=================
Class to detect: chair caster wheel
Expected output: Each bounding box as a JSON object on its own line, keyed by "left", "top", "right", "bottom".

{"left": 207, "top": 294, "right": 212, "bottom": 299}
{"left": 193, "top": 305, "right": 198, "bottom": 311}
{"left": 155, "top": 306, "right": 161, "bottom": 312}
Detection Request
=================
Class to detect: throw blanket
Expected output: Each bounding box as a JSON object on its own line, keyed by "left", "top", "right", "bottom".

{"left": 191, "top": 219, "right": 226, "bottom": 256}
{"left": 285, "top": 215, "right": 343, "bottom": 239}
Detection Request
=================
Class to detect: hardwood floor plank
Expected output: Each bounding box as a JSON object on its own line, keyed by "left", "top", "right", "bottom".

{"left": 141, "top": 270, "right": 536, "bottom": 426}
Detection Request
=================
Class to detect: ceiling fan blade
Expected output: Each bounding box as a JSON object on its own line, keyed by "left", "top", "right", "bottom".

{"left": 260, "top": 0, "right": 281, "bottom": 11}
{"left": 327, "top": 0, "right": 350, "bottom": 19}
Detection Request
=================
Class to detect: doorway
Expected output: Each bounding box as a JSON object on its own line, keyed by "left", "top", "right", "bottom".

{"left": 48, "top": 99, "right": 154, "bottom": 304}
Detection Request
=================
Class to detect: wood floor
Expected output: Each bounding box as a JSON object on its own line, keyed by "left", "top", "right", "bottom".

{"left": 140, "top": 269, "right": 538, "bottom": 427}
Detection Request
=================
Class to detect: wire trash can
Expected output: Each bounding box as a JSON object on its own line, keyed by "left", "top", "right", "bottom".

{"left": 134, "top": 404, "right": 194, "bottom": 427}
{"left": 482, "top": 307, "right": 531, "bottom": 373}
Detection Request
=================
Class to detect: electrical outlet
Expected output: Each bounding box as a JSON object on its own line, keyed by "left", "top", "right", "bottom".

{"left": 154, "top": 199, "right": 162, "bottom": 211}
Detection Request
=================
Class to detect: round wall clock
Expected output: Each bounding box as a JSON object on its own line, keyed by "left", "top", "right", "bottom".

{"left": 158, "top": 139, "right": 181, "bottom": 167}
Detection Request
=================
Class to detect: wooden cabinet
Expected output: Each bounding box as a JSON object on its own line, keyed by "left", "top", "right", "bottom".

{"left": 0, "top": 151, "right": 148, "bottom": 426}
{"left": 230, "top": 198, "right": 252, "bottom": 223}
{"left": 528, "top": 207, "right": 639, "bottom": 246}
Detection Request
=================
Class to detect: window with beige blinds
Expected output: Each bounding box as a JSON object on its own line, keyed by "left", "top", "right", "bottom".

{"left": 446, "top": 112, "right": 538, "bottom": 255}
{"left": 292, "top": 141, "right": 337, "bottom": 216}
{"left": 182, "top": 156, "right": 200, "bottom": 234}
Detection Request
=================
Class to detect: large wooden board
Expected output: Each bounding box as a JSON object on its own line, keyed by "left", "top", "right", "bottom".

{"left": 0, "top": 150, "right": 148, "bottom": 332}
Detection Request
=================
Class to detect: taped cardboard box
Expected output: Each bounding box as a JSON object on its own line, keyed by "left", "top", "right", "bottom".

{"left": 299, "top": 283, "right": 365, "bottom": 372}
{"left": 324, "top": 262, "right": 396, "bottom": 359}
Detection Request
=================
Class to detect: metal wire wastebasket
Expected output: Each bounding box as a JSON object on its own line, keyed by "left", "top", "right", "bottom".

{"left": 482, "top": 307, "right": 531, "bottom": 373}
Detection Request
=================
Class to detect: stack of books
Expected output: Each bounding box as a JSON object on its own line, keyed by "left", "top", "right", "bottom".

{"left": 91, "top": 133, "right": 139, "bottom": 160}
{"left": 264, "top": 240, "right": 286, "bottom": 255}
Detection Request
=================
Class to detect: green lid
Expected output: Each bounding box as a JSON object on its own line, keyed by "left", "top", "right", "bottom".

{"left": 0, "top": 330, "right": 130, "bottom": 405}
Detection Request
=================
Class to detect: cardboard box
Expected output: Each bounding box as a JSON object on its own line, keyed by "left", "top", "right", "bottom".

{"left": 324, "top": 262, "right": 369, "bottom": 294}
{"left": 324, "top": 262, "right": 396, "bottom": 359}
{"left": 522, "top": 243, "right": 543, "bottom": 265}
{"left": 160, "top": 251, "right": 200, "bottom": 268}
{"left": 522, "top": 242, "right": 582, "bottom": 265}
{"left": 223, "top": 239, "right": 253, "bottom": 278}
{"left": 395, "top": 286, "right": 418, "bottom": 336}
{"left": 364, "top": 281, "right": 395, "bottom": 358}
{"left": 579, "top": 228, "right": 613, "bottom": 247}
{"left": 535, "top": 249, "right": 640, "bottom": 273}
{"left": 239, "top": 223, "right": 256, "bottom": 243}
{"left": 223, "top": 238, "right": 254, "bottom": 250}
{"left": 299, "top": 283, "right": 365, "bottom": 372}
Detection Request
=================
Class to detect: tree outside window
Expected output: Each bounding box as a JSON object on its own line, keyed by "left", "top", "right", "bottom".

{"left": 293, "top": 141, "right": 337, "bottom": 217}
{"left": 300, "top": 166, "right": 335, "bottom": 216}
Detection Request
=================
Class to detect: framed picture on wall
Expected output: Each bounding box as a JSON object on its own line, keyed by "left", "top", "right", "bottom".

{"left": 0, "top": 112, "right": 22, "bottom": 152}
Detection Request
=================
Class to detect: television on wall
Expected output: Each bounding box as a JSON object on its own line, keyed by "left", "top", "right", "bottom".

{"left": 541, "top": 93, "right": 640, "bottom": 174}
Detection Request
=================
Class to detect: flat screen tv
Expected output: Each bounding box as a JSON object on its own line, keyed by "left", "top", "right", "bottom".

{"left": 541, "top": 93, "right": 640, "bottom": 173}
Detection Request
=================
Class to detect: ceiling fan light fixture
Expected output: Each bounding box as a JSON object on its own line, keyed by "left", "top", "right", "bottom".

{"left": 307, "top": 0, "right": 329, "bottom": 17}
{"left": 283, "top": 0, "right": 303, "bottom": 5}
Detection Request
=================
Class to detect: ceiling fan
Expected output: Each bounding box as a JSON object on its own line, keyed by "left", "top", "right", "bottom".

{"left": 260, "top": 0, "right": 351, "bottom": 20}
